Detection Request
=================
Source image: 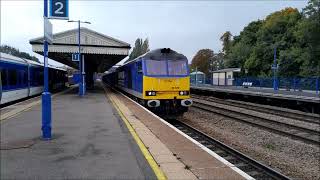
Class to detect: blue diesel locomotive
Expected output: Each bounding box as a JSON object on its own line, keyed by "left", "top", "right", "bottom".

{"left": 0, "top": 52, "right": 67, "bottom": 105}
{"left": 103, "top": 48, "right": 193, "bottom": 116}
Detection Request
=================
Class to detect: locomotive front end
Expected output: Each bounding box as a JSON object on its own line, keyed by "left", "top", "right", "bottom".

{"left": 142, "top": 49, "right": 192, "bottom": 115}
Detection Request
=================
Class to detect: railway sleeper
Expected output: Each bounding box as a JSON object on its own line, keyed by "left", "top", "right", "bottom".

{"left": 233, "top": 162, "right": 249, "bottom": 168}
{"left": 247, "top": 171, "right": 261, "bottom": 177}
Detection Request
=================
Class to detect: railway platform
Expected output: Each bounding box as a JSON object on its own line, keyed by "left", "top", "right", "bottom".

{"left": 191, "top": 85, "right": 319, "bottom": 103}
{"left": 1, "top": 87, "right": 157, "bottom": 179}
{"left": 191, "top": 85, "right": 320, "bottom": 113}
{"left": 1, "top": 84, "right": 253, "bottom": 179}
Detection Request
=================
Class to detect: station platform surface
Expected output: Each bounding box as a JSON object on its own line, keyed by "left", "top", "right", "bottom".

{"left": 1, "top": 85, "right": 251, "bottom": 180}
{"left": 0, "top": 87, "right": 156, "bottom": 179}
{"left": 191, "top": 85, "right": 320, "bottom": 103}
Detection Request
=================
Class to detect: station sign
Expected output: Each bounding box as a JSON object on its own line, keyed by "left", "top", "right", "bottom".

{"left": 72, "top": 53, "right": 80, "bottom": 61}
{"left": 44, "top": 18, "right": 53, "bottom": 44}
{"left": 49, "top": 0, "right": 69, "bottom": 20}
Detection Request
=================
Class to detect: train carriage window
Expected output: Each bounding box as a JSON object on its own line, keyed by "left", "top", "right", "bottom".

{"left": 39, "top": 69, "right": 44, "bottom": 85}
{"left": 8, "top": 69, "right": 17, "bottom": 86}
{"left": 18, "top": 70, "right": 24, "bottom": 85}
{"left": 23, "top": 71, "right": 28, "bottom": 85}
{"left": 1, "top": 69, "right": 8, "bottom": 86}
{"left": 127, "top": 69, "right": 132, "bottom": 88}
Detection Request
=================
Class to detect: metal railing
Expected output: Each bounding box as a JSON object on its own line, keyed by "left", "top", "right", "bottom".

{"left": 192, "top": 77, "right": 319, "bottom": 95}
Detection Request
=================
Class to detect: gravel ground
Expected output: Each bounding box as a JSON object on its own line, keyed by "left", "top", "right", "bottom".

{"left": 180, "top": 108, "right": 320, "bottom": 180}
{"left": 194, "top": 98, "right": 320, "bottom": 132}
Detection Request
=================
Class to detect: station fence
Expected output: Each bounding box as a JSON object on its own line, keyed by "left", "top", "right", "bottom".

{"left": 192, "top": 77, "right": 319, "bottom": 95}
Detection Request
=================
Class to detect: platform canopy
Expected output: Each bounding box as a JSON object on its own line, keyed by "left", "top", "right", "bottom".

{"left": 29, "top": 27, "right": 130, "bottom": 71}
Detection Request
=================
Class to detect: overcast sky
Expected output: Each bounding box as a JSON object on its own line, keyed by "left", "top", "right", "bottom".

{"left": 1, "top": 0, "right": 308, "bottom": 67}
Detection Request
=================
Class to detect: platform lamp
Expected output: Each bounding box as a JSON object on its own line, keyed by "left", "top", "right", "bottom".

{"left": 68, "top": 20, "right": 91, "bottom": 96}
{"left": 209, "top": 59, "right": 214, "bottom": 86}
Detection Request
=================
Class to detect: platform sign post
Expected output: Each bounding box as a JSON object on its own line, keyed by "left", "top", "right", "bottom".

{"left": 81, "top": 55, "right": 86, "bottom": 95}
{"left": 42, "top": 0, "right": 52, "bottom": 140}
{"left": 78, "top": 21, "right": 84, "bottom": 96}
{"left": 42, "top": 0, "right": 69, "bottom": 140}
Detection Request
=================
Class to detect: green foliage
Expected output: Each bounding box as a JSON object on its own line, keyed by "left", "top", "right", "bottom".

{"left": 224, "top": 1, "right": 320, "bottom": 77}
{"left": 220, "top": 31, "right": 233, "bottom": 54}
{"left": 0, "top": 45, "right": 40, "bottom": 63}
{"left": 128, "top": 38, "right": 150, "bottom": 61}
{"left": 190, "top": 49, "right": 224, "bottom": 77}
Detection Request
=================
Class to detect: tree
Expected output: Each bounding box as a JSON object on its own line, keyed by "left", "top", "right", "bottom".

{"left": 296, "top": 0, "right": 320, "bottom": 76}
{"left": 211, "top": 52, "right": 225, "bottom": 71}
{"left": 220, "top": 31, "right": 233, "bottom": 54}
{"left": 0, "top": 45, "right": 40, "bottom": 63}
{"left": 190, "top": 49, "right": 214, "bottom": 76}
{"left": 224, "top": 20, "right": 263, "bottom": 74}
{"left": 223, "top": 5, "right": 320, "bottom": 77}
{"left": 128, "top": 38, "right": 150, "bottom": 60}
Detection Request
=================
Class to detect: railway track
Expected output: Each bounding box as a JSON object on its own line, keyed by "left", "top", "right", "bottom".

{"left": 171, "top": 120, "right": 291, "bottom": 180}
{"left": 191, "top": 98, "right": 320, "bottom": 145}
{"left": 192, "top": 94, "right": 320, "bottom": 125}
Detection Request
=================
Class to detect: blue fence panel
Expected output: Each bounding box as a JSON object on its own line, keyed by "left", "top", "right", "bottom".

{"left": 232, "top": 77, "right": 318, "bottom": 92}
{"left": 193, "top": 76, "right": 318, "bottom": 92}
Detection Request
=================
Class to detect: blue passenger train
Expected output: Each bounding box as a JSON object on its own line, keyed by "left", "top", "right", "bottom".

{"left": 0, "top": 53, "right": 67, "bottom": 105}
{"left": 103, "top": 48, "right": 193, "bottom": 116}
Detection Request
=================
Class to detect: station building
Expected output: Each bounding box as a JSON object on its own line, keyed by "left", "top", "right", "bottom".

{"left": 212, "top": 68, "right": 241, "bottom": 86}
{"left": 29, "top": 28, "right": 130, "bottom": 89}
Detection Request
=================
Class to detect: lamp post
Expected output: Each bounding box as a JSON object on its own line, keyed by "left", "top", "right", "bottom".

{"left": 68, "top": 20, "right": 91, "bottom": 96}
{"left": 272, "top": 46, "right": 279, "bottom": 91}
{"left": 195, "top": 67, "right": 198, "bottom": 86}
{"left": 245, "top": 68, "right": 248, "bottom": 82}
{"left": 210, "top": 59, "right": 213, "bottom": 85}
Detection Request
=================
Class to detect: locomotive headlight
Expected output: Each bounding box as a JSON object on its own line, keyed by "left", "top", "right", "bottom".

{"left": 146, "top": 91, "right": 157, "bottom": 96}
{"left": 179, "top": 91, "right": 189, "bottom": 96}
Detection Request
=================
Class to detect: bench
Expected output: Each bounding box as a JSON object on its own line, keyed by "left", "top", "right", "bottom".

{"left": 242, "top": 82, "right": 253, "bottom": 88}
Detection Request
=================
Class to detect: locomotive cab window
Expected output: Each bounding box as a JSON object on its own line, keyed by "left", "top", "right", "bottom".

{"left": 145, "top": 59, "right": 188, "bottom": 76}
{"left": 145, "top": 59, "right": 167, "bottom": 76}
{"left": 168, "top": 60, "right": 188, "bottom": 76}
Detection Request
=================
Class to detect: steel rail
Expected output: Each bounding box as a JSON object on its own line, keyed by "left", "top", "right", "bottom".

{"left": 192, "top": 94, "right": 320, "bottom": 125}
{"left": 171, "top": 120, "right": 292, "bottom": 180}
{"left": 192, "top": 100, "right": 320, "bottom": 145}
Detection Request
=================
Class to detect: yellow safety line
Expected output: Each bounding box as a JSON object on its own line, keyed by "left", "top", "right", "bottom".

{"left": 107, "top": 93, "right": 167, "bottom": 180}
{"left": 0, "top": 87, "right": 75, "bottom": 122}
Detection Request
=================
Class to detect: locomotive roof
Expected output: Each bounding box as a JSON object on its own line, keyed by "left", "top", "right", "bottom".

{"left": 124, "top": 48, "right": 187, "bottom": 65}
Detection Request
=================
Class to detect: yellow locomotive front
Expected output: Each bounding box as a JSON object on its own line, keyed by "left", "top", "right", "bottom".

{"left": 141, "top": 48, "right": 192, "bottom": 115}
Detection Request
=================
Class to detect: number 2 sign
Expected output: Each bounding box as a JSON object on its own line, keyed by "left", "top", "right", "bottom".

{"left": 49, "top": 0, "right": 69, "bottom": 20}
